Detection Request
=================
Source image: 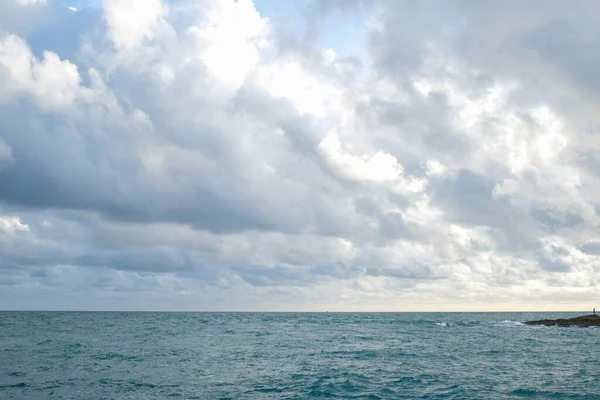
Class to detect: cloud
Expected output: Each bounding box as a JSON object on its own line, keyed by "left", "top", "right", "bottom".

{"left": 0, "top": 0, "right": 51, "bottom": 38}
{"left": 0, "top": 215, "right": 29, "bottom": 234}
{"left": 579, "top": 242, "right": 600, "bottom": 255}
{"left": 102, "top": 0, "right": 167, "bottom": 50}
{"left": 1, "top": 0, "right": 600, "bottom": 311}
{"left": 0, "top": 34, "right": 83, "bottom": 109}
{"left": 0, "top": 138, "right": 13, "bottom": 168}
{"left": 16, "top": 0, "right": 47, "bottom": 5}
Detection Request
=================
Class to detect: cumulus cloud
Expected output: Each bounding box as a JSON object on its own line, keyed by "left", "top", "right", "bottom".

{"left": 0, "top": 34, "right": 83, "bottom": 109}
{"left": 103, "top": 0, "right": 167, "bottom": 50}
{"left": 1, "top": 0, "right": 600, "bottom": 311}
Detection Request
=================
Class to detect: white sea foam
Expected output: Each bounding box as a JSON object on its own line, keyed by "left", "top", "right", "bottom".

{"left": 495, "top": 320, "right": 525, "bottom": 327}
{"left": 435, "top": 322, "right": 448, "bottom": 327}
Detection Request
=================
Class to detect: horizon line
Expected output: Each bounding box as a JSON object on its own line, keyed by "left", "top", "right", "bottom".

{"left": 0, "top": 310, "right": 592, "bottom": 313}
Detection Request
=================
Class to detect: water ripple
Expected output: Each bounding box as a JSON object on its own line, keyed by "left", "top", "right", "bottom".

{"left": 1, "top": 312, "right": 599, "bottom": 398}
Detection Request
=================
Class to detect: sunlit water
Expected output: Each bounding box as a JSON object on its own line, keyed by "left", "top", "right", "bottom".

{"left": 1, "top": 312, "right": 599, "bottom": 399}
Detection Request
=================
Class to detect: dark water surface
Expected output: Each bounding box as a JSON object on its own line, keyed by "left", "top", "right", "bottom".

{"left": 1, "top": 312, "right": 599, "bottom": 399}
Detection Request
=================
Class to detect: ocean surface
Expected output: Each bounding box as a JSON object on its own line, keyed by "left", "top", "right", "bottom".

{"left": 1, "top": 312, "right": 600, "bottom": 399}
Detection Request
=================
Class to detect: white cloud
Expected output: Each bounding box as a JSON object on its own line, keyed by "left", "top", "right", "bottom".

{"left": 318, "top": 133, "right": 405, "bottom": 182}
{"left": 425, "top": 160, "right": 449, "bottom": 177}
{"left": 0, "top": 34, "right": 82, "bottom": 110}
{"left": 255, "top": 55, "right": 343, "bottom": 117}
{"left": 102, "top": 0, "right": 167, "bottom": 50}
{"left": 16, "top": 0, "right": 46, "bottom": 5}
{"left": 0, "top": 216, "right": 29, "bottom": 234}
{"left": 185, "top": 0, "right": 267, "bottom": 90}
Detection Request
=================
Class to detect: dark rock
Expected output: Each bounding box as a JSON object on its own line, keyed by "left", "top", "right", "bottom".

{"left": 523, "top": 314, "right": 600, "bottom": 327}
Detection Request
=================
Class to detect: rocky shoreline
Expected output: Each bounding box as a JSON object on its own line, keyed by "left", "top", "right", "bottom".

{"left": 523, "top": 314, "right": 600, "bottom": 327}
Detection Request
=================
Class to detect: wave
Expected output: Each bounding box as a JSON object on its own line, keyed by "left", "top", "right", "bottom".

{"left": 434, "top": 321, "right": 483, "bottom": 327}
{"left": 432, "top": 320, "right": 529, "bottom": 328}
{"left": 493, "top": 320, "right": 525, "bottom": 327}
{"left": 93, "top": 353, "right": 142, "bottom": 362}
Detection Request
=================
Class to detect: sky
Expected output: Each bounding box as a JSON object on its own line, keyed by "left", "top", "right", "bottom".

{"left": 1, "top": 0, "right": 600, "bottom": 312}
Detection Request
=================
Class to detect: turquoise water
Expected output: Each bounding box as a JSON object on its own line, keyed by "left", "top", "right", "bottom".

{"left": 1, "top": 312, "right": 599, "bottom": 399}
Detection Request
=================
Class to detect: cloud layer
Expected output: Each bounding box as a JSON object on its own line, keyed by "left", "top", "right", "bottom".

{"left": 1, "top": 0, "right": 600, "bottom": 311}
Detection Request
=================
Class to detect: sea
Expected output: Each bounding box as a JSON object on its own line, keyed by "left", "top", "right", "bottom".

{"left": 1, "top": 312, "right": 599, "bottom": 399}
